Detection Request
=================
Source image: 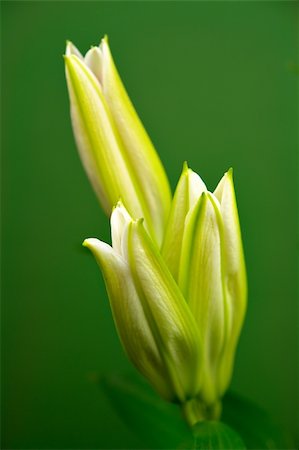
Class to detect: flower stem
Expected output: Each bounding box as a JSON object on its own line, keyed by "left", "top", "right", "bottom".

{"left": 181, "top": 397, "right": 222, "bottom": 427}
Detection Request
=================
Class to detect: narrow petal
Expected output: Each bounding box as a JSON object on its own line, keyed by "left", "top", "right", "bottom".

{"left": 100, "top": 36, "right": 172, "bottom": 245}
{"left": 83, "top": 238, "right": 174, "bottom": 401}
{"left": 110, "top": 201, "right": 131, "bottom": 257}
{"left": 125, "top": 219, "right": 202, "bottom": 402}
{"left": 214, "top": 169, "right": 247, "bottom": 394}
{"left": 64, "top": 54, "right": 145, "bottom": 220}
{"left": 84, "top": 46, "right": 103, "bottom": 85}
{"left": 179, "top": 192, "right": 226, "bottom": 404}
{"left": 161, "top": 163, "right": 206, "bottom": 280}
{"left": 65, "top": 40, "right": 83, "bottom": 59}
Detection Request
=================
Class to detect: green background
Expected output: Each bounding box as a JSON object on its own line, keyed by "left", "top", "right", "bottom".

{"left": 2, "top": 1, "right": 298, "bottom": 448}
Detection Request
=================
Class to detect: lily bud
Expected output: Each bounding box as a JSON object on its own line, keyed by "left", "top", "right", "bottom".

{"left": 213, "top": 169, "right": 247, "bottom": 395}
{"left": 64, "top": 35, "right": 248, "bottom": 427}
{"left": 161, "top": 162, "right": 206, "bottom": 281}
{"left": 167, "top": 167, "right": 247, "bottom": 414}
{"left": 83, "top": 203, "right": 202, "bottom": 403}
{"left": 179, "top": 191, "right": 226, "bottom": 405}
{"left": 64, "top": 37, "right": 171, "bottom": 245}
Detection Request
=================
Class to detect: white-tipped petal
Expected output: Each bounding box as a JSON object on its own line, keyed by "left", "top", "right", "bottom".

{"left": 84, "top": 46, "right": 103, "bottom": 85}
{"left": 162, "top": 163, "right": 207, "bottom": 280}
{"left": 65, "top": 38, "right": 172, "bottom": 245}
{"left": 83, "top": 237, "right": 174, "bottom": 401}
{"left": 65, "top": 41, "right": 83, "bottom": 59}
{"left": 214, "top": 169, "right": 247, "bottom": 393}
{"left": 179, "top": 192, "right": 226, "bottom": 404}
{"left": 99, "top": 36, "right": 172, "bottom": 245}
{"left": 64, "top": 54, "right": 144, "bottom": 219}
{"left": 111, "top": 201, "right": 131, "bottom": 256}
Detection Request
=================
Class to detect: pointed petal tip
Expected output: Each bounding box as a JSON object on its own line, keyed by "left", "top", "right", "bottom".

{"left": 65, "top": 40, "right": 72, "bottom": 55}
{"left": 135, "top": 217, "right": 144, "bottom": 226}
{"left": 100, "top": 34, "right": 109, "bottom": 49}
{"left": 227, "top": 167, "right": 234, "bottom": 178}
{"left": 111, "top": 202, "right": 132, "bottom": 237}
{"left": 82, "top": 238, "right": 97, "bottom": 249}
{"left": 112, "top": 199, "right": 131, "bottom": 217}
{"left": 182, "top": 161, "right": 198, "bottom": 178}
{"left": 130, "top": 217, "right": 145, "bottom": 233}
{"left": 82, "top": 238, "right": 113, "bottom": 258}
{"left": 85, "top": 46, "right": 101, "bottom": 57}
{"left": 182, "top": 161, "right": 189, "bottom": 173}
{"left": 220, "top": 167, "right": 234, "bottom": 186}
{"left": 65, "top": 40, "right": 82, "bottom": 58}
{"left": 112, "top": 198, "right": 124, "bottom": 211}
{"left": 198, "top": 190, "right": 209, "bottom": 208}
{"left": 64, "top": 41, "right": 74, "bottom": 59}
{"left": 63, "top": 54, "right": 73, "bottom": 71}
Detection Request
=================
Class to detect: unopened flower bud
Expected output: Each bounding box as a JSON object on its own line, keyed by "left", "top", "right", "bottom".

{"left": 84, "top": 203, "right": 202, "bottom": 403}
{"left": 65, "top": 37, "right": 171, "bottom": 245}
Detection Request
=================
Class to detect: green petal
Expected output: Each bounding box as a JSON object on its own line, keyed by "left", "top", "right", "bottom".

{"left": 213, "top": 169, "right": 247, "bottom": 394}
{"left": 161, "top": 163, "right": 206, "bottom": 281}
{"left": 126, "top": 219, "right": 202, "bottom": 403}
{"left": 83, "top": 238, "right": 174, "bottom": 401}
{"left": 100, "top": 37, "right": 172, "bottom": 245}
{"left": 178, "top": 192, "right": 226, "bottom": 404}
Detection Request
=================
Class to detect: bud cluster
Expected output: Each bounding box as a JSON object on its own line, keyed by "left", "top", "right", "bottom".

{"left": 65, "top": 37, "right": 247, "bottom": 425}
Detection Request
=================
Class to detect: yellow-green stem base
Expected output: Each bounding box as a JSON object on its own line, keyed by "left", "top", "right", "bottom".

{"left": 181, "top": 397, "right": 222, "bottom": 427}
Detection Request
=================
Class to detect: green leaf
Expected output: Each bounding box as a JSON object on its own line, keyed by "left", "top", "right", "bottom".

{"left": 179, "top": 421, "right": 246, "bottom": 450}
{"left": 222, "top": 391, "right": 294, "bottom": 449}
{"left": 98, "top": 371, "right": 293, "bottom": 449}
{"left": 99, "top": 371, "right": 192, "bottom": 448}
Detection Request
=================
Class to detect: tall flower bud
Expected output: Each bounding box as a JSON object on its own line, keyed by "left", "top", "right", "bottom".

{"left": 179, "top": 191, "right": 226, "bottom": 406}
{"left": 84, "top": 203, "right": 202, "bottom": 403}
{"left": 166, "top": 166, "right": 247, "bottom": 416}
{"left": 64, "top": 37, "right": 171, "bottom": 245}
{"left": 213, "top": 169, "right": 247, "bottom": 394}
{"left": 161, "top": 162, "right": 206, "bottom": 281}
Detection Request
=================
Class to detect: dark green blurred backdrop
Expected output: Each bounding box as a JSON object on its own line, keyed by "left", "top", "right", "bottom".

{"left": 2, "top": 1, "right": 298, "bottom": 448}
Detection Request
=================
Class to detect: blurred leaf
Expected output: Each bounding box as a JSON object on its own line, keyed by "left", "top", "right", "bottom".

{"left": 99, "top": 371, "right": 192, "bottom": 448}
{"left": 98, "top": 371, "right": 293, "bottom": 449}
{"left": 222, "top": 391, "right": 293, "bottom": 449}
{"left": 179, "top": 421, "right": 246, "bottom": 449}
